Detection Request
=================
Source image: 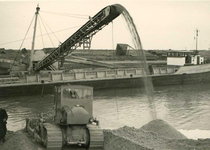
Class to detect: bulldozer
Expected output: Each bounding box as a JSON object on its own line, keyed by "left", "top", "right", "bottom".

{"left": 26, "top": 85, "right": 104, "bottom": 149}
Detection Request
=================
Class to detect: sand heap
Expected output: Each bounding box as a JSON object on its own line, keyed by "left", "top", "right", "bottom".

{"left": 104, "top": 119, "right": 210, "bottom": 150}
{"left": 104, "top": 119, "right": 186, "bottom": 150}
{"left": 0, "top": 130, "right": 42, "bottom": 150}
{"left": 141, "top": 119, "right": 187, "bottom": 139}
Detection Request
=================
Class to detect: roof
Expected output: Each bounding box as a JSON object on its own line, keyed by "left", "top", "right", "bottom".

{"left": 167, "top": 50, "right": 195, "bottom": 53}
{"left": 116, "top": 44, "right": 128, "bottom": 50}
{"left": 60, "top": 85, "right": 93, "bottom": 91}
{"left": 0, "top": 48, "right": 6, "bottom": 54}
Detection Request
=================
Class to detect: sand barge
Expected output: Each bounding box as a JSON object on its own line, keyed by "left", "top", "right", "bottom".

{"left": 1, "top": 119, "right": 210, "bottom": 150}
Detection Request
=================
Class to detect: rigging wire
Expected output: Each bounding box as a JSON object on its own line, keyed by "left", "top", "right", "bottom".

{"left": 40, "top": 11, "right": 89, "bottom": 19}
{"left": 38, "top": 14, "right": 55, "bottom": 47}
{"left": 38, "top": 15, "right": 45, "bottom": 48}
{"left": 0, "top": 25, "right": 82, "bottom": 46}
{"left": 41, "top": 10, "right": 89, "bottom": 16}
{"left": 11, "top": 15, "right": 35, "bottom": 70}
{"left": 39, "top": 14, "right": 61, "bottom": 45}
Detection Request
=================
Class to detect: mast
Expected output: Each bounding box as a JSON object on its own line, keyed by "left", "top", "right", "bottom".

{"left": 195, "top": 28, "right": 199, "bottom": 54}
{"left": 28, "top": 5, "right": 40, "bottom": 72}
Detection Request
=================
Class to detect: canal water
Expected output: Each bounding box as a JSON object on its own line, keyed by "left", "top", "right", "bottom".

{"left": 1, "top": 83, "right": 210, "bottom": 139}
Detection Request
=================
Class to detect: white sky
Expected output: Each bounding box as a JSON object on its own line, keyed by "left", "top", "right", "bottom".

{"left": 0, "top": 0, "right": 210, "bottom": 50}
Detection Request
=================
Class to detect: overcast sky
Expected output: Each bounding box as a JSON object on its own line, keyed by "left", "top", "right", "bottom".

{"left": 0, "top": 0, "right": 210, "bottom": 50}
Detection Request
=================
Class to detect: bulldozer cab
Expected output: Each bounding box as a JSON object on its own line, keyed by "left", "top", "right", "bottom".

{"left": 54, "top": 85, "right": 93, "bottom": 124}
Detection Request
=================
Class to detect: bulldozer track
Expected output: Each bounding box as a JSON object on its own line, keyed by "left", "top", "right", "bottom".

{"left": 44, "top": 123, "right": 63, "bottom": 150}
{"left": 87, "top": 124, "right": 104, "bottom": 150}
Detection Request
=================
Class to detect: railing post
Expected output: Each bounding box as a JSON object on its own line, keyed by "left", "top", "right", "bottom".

{"left": 26, "top": 75, "right": 28, "bottom": 83}
{"left": 116, "top": 70, "right": 118, "bottom": 76}
{"left": 37, "top": 74, "right": 39, "bottom": 82}
{"left": 75, "top": 73, "right": 77, "bottom": 80}
{"left": 61, "top": 73, "right": 64, "bottom": 81}
{"left": 159, "top": 68, "right": 161, "bottom": 74}
{"left": 51, "top": 74, "right": 54, "bottom": 81}
{"left": 84, "top": 72, "right": 86, "bottom": 79}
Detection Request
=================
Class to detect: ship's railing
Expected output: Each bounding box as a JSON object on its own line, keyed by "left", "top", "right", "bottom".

{"left": 0, "top": 66, "right": 181, "bottom": 85}
{"left": 0, "top": 77, "right": 19, "bottom": 84}
{"left": 0, "top": 59, "right": 13, "bottom": 69}
{"left": 17, "top": 68, "right": 147, "bottom": 83}
{"left": 152, "top": 66, "right": 179, "bottom": 75}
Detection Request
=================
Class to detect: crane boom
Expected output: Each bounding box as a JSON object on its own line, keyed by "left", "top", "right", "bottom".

{"left": 34, "top": 4, "right": 122, "bottom": 71}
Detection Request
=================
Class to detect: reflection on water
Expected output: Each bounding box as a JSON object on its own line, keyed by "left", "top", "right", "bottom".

{"left": 0, "top": 95, "right": 54, "bottom": 131}
{"left": 1, "top": 83, "right": 210, "bottom": 139}
{"left": 154, "top": 84, "right": 210, "bottom": 130}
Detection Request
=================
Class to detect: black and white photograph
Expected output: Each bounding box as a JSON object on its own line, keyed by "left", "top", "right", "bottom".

{"left": 0, "top": 0, "right": 210, "bottom": 149}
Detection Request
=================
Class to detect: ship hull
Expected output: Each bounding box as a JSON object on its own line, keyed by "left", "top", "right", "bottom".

{"left": 0, "top": 68, "right": 9, "bottom": 75}
{"left": 1, "top": 71, "right": 210, "bottom": 97}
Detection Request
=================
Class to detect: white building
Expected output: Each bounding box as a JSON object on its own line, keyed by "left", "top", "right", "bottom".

{"left": 167, "top": 51, "right": 204, "bottom": 66}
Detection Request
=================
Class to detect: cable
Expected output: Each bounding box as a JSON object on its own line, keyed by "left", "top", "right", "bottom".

{"left": 41, "top": 11, "right": 89, "bottom": 19}
{"left": 42, "top": 11, "right": 89, "bottom": 17}
{"left": 0, "top": 25, "right": 82, "bottom": 46}
{"left": 39, "top": 14, "right": 61, "bottom": 45}
{"left": 38, "top": 15, "right": 45, "bottom": 48}
{"left": 39, "top": 14, "right": 55, "bottom": 47}
{"left": 11, "top": 15, "right": 35, "bottom": 70}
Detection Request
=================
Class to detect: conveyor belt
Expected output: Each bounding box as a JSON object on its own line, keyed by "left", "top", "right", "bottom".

{"left": 34, "top": 4, "right": 122, "bottom": 71}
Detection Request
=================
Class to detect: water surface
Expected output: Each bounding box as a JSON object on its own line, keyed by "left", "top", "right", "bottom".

{"left": 1, "top": 83, "right": 210, "bottom": 139}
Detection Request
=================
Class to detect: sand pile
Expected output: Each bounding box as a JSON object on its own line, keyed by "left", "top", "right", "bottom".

{"left": 104, "top": 125, "right": 168, "bottom": 150}
{"left": 141, "top": 119, "right": 187, "bottom": 139}
{"left": 104, "top": 129, "right": 152, "bottom": 150}
{"left": 1, "top": 119, "right": 210, "bottom": 150}
{"left": 104, "top": 126, "right": 165, "bottom": 150}
{"left": 0, "top": 130, "right": 42, "bottom": 150}
{"left": 104, "top": 119, "right": 210, "bottom": 150}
